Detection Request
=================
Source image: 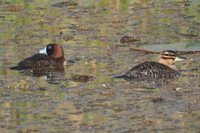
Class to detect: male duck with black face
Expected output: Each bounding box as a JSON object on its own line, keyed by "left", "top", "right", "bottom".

{"left": 114, "top": 50, "right": 186, "bottom": 82}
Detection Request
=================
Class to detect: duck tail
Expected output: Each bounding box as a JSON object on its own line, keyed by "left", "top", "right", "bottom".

{"left": 113, "top": 75, "right": 125, "bottom": 79}
{"left": 10, "top": 66, "right": 22, "bottom": 70}
{"left": 10, "top": 66, "right": 17, "bottom": 70}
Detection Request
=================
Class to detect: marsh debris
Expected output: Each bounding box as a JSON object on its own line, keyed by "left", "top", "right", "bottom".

{"left": 52, "top": 1, "right": 78, "bottom": 8}
{"left": 152, "top": 97, "right": 164, "bottom": 103}
{"left": 120, "top": 36, "right": 140, "bottom": 44}
{"left": 72, "top": 75, "right": 94, "bottom": 82}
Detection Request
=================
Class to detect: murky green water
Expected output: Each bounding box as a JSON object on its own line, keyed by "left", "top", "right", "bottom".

{"left": 0, "top": 0, "right": 200, "bottom": 132}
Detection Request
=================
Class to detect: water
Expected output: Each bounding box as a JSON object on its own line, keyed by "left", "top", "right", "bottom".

{"left": 0, "top": 0, "right": 200, "bottom": 132}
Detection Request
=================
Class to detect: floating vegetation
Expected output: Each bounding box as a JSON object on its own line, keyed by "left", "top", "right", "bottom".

{"left": 152, "top": 97, "right": 164, "bottom": 103}
{"left": 0, "top": 0, "right": 200, "bottom": 132}
{"left": 72, "top": 74, "right": 94, "bottom": 82}
{"left": 120, "top": 36, "right": 140, "bottom": 43}
{"left": 2, "top": 4, "right": 22, "bottom": 12}
{"left": 7, "top": 80, "right": 30, "bottom": 91}
{"left": 52, "top": 1, "right": 78, "bottom": 8}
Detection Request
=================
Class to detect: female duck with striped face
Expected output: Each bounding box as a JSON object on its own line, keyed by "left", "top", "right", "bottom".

{"left": 114, "top": 50, "right": 186, "bottom": 81}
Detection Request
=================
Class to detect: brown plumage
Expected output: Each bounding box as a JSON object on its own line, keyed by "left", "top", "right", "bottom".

{"left": 10, "top": 44, "right": 65, "bottom": 70}
{"left": 114, "top": 50, "right": 186, "bottom": 81}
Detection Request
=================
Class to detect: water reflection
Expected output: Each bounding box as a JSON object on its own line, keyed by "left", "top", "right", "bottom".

{"left": 0, "top": 0, "right": 200, "bottom": 132}
{"left": 21, "top": 67, "right": 65, "bottom": 84}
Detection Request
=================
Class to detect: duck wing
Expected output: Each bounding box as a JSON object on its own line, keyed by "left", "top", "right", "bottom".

{"left": 10, "top": 54, "right": 52, "bottom": 70}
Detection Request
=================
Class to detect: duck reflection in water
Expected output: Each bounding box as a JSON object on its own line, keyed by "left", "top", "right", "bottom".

{"left": 23, "top": 67, "right": 65, "bottom": 84}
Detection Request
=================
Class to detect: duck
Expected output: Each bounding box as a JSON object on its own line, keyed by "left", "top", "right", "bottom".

{"left": 10, "top": 43, "right": 66, "bottom": 70}
{"left": 114, "top": 50, "right": 186, "bottom": 81}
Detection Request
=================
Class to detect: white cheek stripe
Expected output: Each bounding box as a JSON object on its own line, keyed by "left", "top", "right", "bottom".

{"left": 175, "top": 57, "right": 184, "bottom": 62}
{"left": 39, "top": 47, "right": 47, "bottom": 55}
{"left": 63, "top": 61, "right": 67, "bottom": 66}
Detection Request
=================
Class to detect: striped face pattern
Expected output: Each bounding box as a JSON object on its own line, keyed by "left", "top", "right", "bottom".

{"left": 161, "top": 50, "right": 176, "bottom": 60}
{"left": 160, "top": 50, "right": 186, "bottom": 62}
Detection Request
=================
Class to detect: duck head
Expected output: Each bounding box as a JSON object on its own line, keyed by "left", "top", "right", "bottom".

{"left": 39, "top": 43, "right": 64, "bottom": 59}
